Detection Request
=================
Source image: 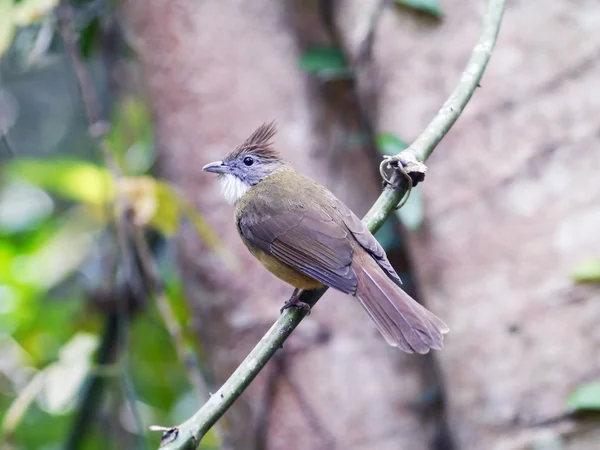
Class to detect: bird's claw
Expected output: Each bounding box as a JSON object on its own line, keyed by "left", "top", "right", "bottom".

{"left": 280, "top": 295, "right": 311, "bottom": 315}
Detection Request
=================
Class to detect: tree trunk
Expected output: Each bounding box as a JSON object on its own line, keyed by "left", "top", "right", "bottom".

{"left": 335, "top": 0, "right": 600, "bottom": 448}
{"left": 125, "top": 0, "right": 600, "bottom": 448}
{"left": 125, "top": 1, "right": 434, "bottom": 449}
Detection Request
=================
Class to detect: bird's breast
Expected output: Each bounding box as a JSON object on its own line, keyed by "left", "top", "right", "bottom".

{"left": 249, "top": 243, "right": 323, "bottom": 289}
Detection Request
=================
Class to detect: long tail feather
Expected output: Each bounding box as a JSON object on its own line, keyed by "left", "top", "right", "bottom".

{"left": 355, "top": 258, "right": 448, "bottom": 354}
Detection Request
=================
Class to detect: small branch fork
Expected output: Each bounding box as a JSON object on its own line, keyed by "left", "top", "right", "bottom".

{"left": 155, "top": 0, "right": 507, "bottom": 448}
{"left": 379, "top": 152, "right": 427, "bottom": 210}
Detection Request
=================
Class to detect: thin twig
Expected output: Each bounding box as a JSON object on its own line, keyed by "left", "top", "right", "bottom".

{"left": 1, "top": 134, "right": 15, "bottom": 157}
{"left": 114, "top": 215, "right": 148, "bottom": 449}
{"left": 58, "top": 3, "right": 147, "bottom": 446}
{"left": 356, "top": 0, "right": 389, "bottom": 64}
{"left": 57, "top": 1, "right": 120, "bottom": 175}
{"left": 130, "top": 226, "right": 206, "bottom": 396}
{"left": 129, "top": 224, "right": 231, "bottom": 448}
{"left": 65, "top": 313, "right": 121, "bottom": 450}
{"left": 155, "top": 0, "right": 506, "bottom": 448}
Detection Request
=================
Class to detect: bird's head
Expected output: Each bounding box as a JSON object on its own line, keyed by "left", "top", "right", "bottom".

{"left": 202, "top": 122, "right": 286, "bottom": 204}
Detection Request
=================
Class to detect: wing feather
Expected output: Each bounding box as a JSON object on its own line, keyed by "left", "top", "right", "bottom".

{"left": 239, "top": 210, "right": 358, "bottom": 294}
{"left": 340, "top": 204, "right": 403, "bottom": 287}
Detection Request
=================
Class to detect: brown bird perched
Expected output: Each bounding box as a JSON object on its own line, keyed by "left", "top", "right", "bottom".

{"left": 202, "top": 123, "right": 448, "bottom": 353}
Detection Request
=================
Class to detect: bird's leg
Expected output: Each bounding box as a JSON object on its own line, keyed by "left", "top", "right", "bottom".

{"left": 280, "top": 288, "right": 311, "bottom": 315}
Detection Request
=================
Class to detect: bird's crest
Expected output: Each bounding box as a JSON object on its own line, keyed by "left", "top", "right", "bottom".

{"left": 227, "top": 121, "right": 282, "bottom": 161}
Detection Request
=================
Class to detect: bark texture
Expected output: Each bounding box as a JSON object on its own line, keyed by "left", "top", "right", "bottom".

{"left": 125, "top": 0, "right": 600, "bottom": 448}
{"left": 125, "top": 1, "right": 432, "bottom": 449}
{"left": 335, "top": 0, "right": 600, "bottom": 448}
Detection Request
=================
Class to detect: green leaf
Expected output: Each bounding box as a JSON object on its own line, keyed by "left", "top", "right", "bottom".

{"left": 395, "top": 186, "right": 424, "bottom": 230}
{"left": 1, "top": 0, "right": 60, "bottom": 57}
{"left": 79, "top": 17, "right": 100, "bottom": 59}
{"left": 0, "top": 0, "right": 15, "bottom": 57}
{"left": 118, "top": 177, "right": 221, "bottom": 244}
{"left": 299, "top": 46, "right": 351, "bottom": 79}
{"left": 177, "top": 196, "right": 239, "bottom": 272}
{"left": 117, "top": 176, "right": 175, "bottom": 234}
{"left": 6, "top": 159, "right": 114, "bottom": 204}
{"left": 567, "top": 381, "right": 600, "bottom": 412}
{"left": 395, "top": 0, "right": 443, "bottom": 18}
{"left": 38, "top": 333, "right": 99, "bottom": 414}
{"left": 11, "top": 207, "right": 102, "bottom": 290}
{"left": 572, "top": 259, "right": 600, "bottom": 283}
{"left": 4, "top": 333, "right": 98, "bottom": 435}
{"left": 0, "top": 182, "right": 54, "bottom": 233}
{"left": 12, "top": 0, "right": 58, "bottom": 25}
{"left": 153, "top": 181, "right": 181, "bottom": 235}
{"left": 105, "top": 96, "right": 155, "bottom": 174}
{"left": 129, "top": 314, "right": 190, "bottom": 410}
{"left": 177, "top": 197, "right": 224, "bottom": 251}
{"left": 376, "top": 133, "right": 408, "bottom": 156}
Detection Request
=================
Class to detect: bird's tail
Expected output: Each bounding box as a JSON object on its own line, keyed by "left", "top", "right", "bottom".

{"left": 355, "top": 258, "right": 449, "bottom": 354}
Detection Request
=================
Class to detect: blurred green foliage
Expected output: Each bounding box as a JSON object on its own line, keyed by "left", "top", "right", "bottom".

{"left": 8, "top": 159, "right": 115, "bottom": 204}
{"left": 572, "top": 259, "right": 600, "bottom": 283}
{"left": 395, "top": 0, "right": 443, "bottom": 18}
{"left": 0, "top": 8, "right": 220, "bottom": 446}
{"left": 106, "top": 97, "right": 155, "bottom": 176}
{"left": 376, "top": 133, "right": 408, "bottom": 156}
{"left": 567, "top": 381, "right": 600, "bottom": 413}
{"left": 3, "top": 0, "right": 596, "bottom": 449}
{"left": 299, "top": 46, "right": 351, "bottom": 80}
{"left": 0, "top": 0, "right": 58, "bottom": 57}
{"left": 0, "top": 115, "right": 211, "bottom": 449}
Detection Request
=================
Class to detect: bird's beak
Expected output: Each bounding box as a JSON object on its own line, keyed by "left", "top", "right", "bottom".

{"left": 202, "top": 160, "right": 228, "bottom": 174}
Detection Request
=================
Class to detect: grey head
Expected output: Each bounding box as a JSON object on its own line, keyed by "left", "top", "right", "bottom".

{"left": 202, "top": 122, "right": 287, "bottom": 204}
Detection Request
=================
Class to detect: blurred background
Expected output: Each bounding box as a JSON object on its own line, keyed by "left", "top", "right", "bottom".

{"left": 1, "top": 0, "right": 600, "bottom": 449}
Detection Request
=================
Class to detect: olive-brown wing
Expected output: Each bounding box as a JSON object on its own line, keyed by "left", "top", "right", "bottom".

{"left": 238, "top": 210, "right": 358, "bottom": 294}
{"left": 339, "top": 203, "right": 403, "bottom": 287}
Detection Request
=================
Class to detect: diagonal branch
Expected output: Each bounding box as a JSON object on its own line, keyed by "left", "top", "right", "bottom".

{"left": 155, "top": 0, "right": 506, "bottom": 448}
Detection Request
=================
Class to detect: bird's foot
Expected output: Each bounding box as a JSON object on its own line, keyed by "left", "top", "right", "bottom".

{"left": 280, "top": 290, "right": 311, "bottom": 315}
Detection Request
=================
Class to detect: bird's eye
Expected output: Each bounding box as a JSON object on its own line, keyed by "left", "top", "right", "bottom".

{"left": 243, "top": 156, "right": 254, "bottom": 166}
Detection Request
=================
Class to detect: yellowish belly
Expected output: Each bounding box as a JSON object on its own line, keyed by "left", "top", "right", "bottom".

{"left": 254, "top": 249, "right": 323, "bottom": 290}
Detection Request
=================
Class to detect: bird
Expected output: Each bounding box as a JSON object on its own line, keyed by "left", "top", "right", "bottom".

{"left": 202, "top": 122, "right": 448, "bottom": 353}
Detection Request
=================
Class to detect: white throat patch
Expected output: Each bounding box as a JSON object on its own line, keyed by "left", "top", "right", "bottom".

{"left": 219, "top": 174, "right": 251, "bottom": 205}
